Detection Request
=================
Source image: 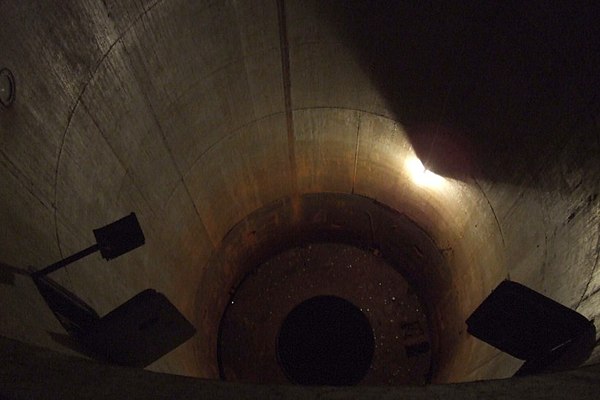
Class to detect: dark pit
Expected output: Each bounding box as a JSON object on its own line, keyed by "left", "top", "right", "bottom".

{"left": 277, "top": 295, "right": 375, "bottom": 386}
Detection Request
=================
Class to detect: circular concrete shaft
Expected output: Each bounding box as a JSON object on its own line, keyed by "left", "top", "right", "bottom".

{"left": 277, "top": 295, "right": 374, "bottom": 386}
{"left": 0, "top": 0, "right": 599, "bottom": 387}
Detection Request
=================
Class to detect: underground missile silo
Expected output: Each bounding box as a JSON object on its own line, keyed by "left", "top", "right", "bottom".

{"left": 0, "top": 0, "right": 599, "bottom": 388}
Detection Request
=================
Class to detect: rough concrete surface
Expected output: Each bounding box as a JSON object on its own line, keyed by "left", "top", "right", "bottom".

{"left": 1, "top": 0, "right": 599, "bottom": 392}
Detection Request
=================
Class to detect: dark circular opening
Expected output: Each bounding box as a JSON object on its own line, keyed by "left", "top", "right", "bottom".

{"left": 0, "top": 68, "right": 16, "bottom": 109}
{"left": 277, "top": 295, "right": 375, "bottom": 386}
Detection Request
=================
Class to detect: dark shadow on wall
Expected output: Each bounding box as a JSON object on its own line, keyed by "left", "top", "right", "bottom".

{"left": 33, "top": 275, "right": 196, "bottom": 368}
{"left": 313, "top": 1, "right": 600, "bottom": 190}
{"left": 0, "top": 261, "right": 30, "bottom": 285}
{"left": 46, "top": 331, "right": 100, "bottom": 360}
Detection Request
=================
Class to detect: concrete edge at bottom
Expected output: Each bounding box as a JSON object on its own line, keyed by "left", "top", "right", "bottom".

{"left": 1, "top": 336, "right": 599, "bottom": 400}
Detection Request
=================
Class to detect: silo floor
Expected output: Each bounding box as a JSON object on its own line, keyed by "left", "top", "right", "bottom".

{"left": 218, "top": 242, "right": 432, "bottom": 385}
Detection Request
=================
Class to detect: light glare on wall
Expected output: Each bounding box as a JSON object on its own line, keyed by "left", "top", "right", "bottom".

{"left": 405, "top": 156, "right": 446, "bottom": 189}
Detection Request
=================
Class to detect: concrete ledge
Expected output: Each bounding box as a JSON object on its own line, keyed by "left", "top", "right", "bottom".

{"left": 2, "top": 336, "right": 599, "bottom": 400}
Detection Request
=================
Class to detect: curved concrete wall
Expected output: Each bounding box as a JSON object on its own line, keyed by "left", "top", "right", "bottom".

{"left": 1, "top": 0, "right": 599, "bottom": 384}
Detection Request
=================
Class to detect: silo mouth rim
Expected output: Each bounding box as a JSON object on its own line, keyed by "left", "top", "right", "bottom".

{"left": 208, "top": 192, "right": 449, "bottom": 384}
